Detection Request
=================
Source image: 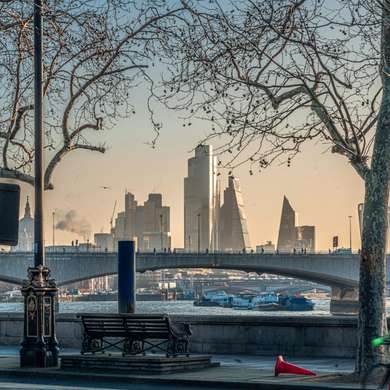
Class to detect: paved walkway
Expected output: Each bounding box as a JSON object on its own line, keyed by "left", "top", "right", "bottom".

{"left": 0, "top": 347, "right": 375, "bottom": 389}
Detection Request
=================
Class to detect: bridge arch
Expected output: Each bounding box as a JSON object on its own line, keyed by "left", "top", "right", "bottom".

{"left": 135, "top": 264, "right": 357, "bottom": 289}
{"left": 58, "top": 263, "right": 357, "bottom": 289}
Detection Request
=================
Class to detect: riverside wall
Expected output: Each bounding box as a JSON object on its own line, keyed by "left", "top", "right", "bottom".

{"left": 0, "top": 313, "right": 365, "bottom": 358}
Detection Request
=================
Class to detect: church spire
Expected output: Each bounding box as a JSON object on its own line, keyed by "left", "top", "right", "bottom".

{"left": 24, "top": 196, "right": 31, "bottom": 218}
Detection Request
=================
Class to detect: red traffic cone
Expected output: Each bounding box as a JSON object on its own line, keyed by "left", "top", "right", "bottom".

{"left": 274, "top": 355, "right": 316, "bottom": 377}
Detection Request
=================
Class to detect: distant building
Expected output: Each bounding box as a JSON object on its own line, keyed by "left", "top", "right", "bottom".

{"left": 277, "top": 196, "right": 297, "bottom": 252}
{"left": 94, "top": 233, "right": 114, "bottom": 252}
{"left": 113, "top": 192, "right": 171, "bottom": 251}
{"left": 184, "top": 145, "right": 219, "bottom": 251}
{"left": 113, "top": 211, "right": 128, "bottom": 244}
{"left": 137, "top": 194, "right": 171, "bottom": 251}
{"left": 13, "top": 197, "right": 34, "bottom": 252}
{"left": 125, "top": 192, "right": 138, "bottom": 240}
{"left": 256, "top": 241, "right": 275, "bottom": 253}
{"left": 277, "top": 196, "right": 315, "bottom": 252}
{"left": 296, "top": 226, "right": 315, "bottom": 252}
{"left": 219, "top": 176, "right": 251, "bottom": 251}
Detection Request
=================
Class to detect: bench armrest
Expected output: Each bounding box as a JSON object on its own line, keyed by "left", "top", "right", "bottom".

{"left": 170, "top": 321, "right": 192, "bottom": 337}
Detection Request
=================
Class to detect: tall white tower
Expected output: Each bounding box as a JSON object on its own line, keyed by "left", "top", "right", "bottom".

{"left": 184, "top": 145, "right": 219, "bottom": 251}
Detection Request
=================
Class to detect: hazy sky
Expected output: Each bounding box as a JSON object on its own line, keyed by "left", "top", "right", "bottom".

{"left": 15, "top": 93, "right": 365, "bottom": 252}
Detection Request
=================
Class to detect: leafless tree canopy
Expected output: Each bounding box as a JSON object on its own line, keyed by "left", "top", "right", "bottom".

{"left": 152, "top": 0, "right": 390, "bottom": 372}
{"left": 0, "top": 0, "right": 183, "bottom": 189}
{"left": 154, "top": 0, "right": 382, "bottom": 178}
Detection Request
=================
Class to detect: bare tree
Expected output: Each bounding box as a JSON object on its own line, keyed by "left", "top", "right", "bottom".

{"left": 153, "top": 0, "right": 388, "bottom": 374}
{"left": 0, "top": 0, "right": 184, "bottom": 189}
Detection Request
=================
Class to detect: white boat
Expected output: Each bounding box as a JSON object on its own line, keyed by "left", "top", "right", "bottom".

{"left": 203, "top": 291, "right": 234, "bottom": 307}
{"left": 232, "top": 296, "right": 255, "bottom": 310}
{"left": 232, "top": 293, "right": 279, "bottom": 310}
{"left": 252, "top": 293, "right": 279, "bottom": 306}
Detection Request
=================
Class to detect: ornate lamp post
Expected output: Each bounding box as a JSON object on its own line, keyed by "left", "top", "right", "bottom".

{"left": 20, "top": 0, "right": 58, "bottom": 368}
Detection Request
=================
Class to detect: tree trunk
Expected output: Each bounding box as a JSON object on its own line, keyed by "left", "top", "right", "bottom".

{"left": 356, "top": 75, "right": 390, "bottom": 374}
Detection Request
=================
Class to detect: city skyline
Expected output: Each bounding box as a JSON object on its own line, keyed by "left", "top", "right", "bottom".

{"left": 12, "top": 139, "right": 359, "bottom": 251}
{"left": 6, "top": 115, "right": 364, "bottom": 253}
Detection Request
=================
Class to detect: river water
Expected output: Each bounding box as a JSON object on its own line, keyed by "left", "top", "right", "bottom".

{"left": 0, "top": 299, "right": 332, "bottom": 315}
{"left": 0, "top": 299, "right": 389, "bottom": 315}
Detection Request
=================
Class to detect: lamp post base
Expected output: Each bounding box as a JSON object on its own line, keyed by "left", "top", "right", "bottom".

{"left": 20, "top": 265, "right": 59, "bottom": 368}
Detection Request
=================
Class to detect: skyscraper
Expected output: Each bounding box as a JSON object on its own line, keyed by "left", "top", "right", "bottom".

{"left": 296, "top": 226, "right": 315, "bottom": 252}
{"left": 113, "top": 192, "right": 171, "bottom": 251}
{"left": 277, "top": 196, "right": 297, "bottom": 252}
{"left": 219, "top": 176, "right": 251, "bottom": 251}
{"left": 124, "top": 192, "right": 137, "bottom": 240}
{"left": 184, "top": 145, "right": 219, "bottom": 251}
{"left": 137, "top": 193, "right": 170, "bottom": 250}
{"left": 277, "top": 196, "right": 315, "bottom": 252}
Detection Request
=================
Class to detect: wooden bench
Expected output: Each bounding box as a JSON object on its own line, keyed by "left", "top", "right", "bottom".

{"left": 77, "top": 313, "right": 191, "bottom": 357}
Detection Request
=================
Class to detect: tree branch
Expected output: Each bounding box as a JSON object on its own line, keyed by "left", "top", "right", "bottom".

{"left": 44, "top": 143, "right": 105, "bottom": 190}
{"left": 0, "top": 168, "right": 34, "bottom": 186}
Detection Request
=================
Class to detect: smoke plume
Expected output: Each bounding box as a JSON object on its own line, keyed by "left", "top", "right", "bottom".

{"left": 55, "top": 210, "right": 91, "bottom": 239}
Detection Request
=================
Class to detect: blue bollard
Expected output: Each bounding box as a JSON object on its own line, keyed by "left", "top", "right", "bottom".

{"left": 118, "top": 241, "right": 136, "bottom": 313}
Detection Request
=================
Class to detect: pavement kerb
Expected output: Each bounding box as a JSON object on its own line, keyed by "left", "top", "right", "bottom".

{"left": 0, "top": 367, "right": 370, "bottom": 390}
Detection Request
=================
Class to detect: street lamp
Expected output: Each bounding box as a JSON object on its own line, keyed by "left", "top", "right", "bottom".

{"left": 348, "top": 215, "right": 352, "bottom": 252}
{"left": 20, "top": 0, "right": 58, "bottom": 368}
{"left": 160, "top": 214, "right": 163, "bottom": 251}
{"left": 197, "top": 213, "right": 201, "bottom": 254}
{"left": 52, "top": 211, "right": 56, "bottom": 248}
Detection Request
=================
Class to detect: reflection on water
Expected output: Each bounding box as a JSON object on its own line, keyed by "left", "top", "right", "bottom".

{"left": 0, "top": 299, "right": 331, "bottom": 315}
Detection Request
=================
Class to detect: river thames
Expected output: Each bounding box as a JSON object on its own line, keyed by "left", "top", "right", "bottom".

{"left": 1, "top": 298, "right": 390, "bottom": 315}
{"left": 0, "top": 299, "right": 332, "bottom": 315}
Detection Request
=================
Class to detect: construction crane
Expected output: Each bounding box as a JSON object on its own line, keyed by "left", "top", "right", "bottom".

{"left": 110, "top": 200, "right": 117, "bottom": 233}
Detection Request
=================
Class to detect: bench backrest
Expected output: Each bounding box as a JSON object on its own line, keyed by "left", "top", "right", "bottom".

{"left": 81, "top": 316, "right": 127, "bottom": 337}
{"left": 78, "top": 314, "right": 170, "bottom": 339}
{"left": 124, "top": 315, "right": 170, "bottom": 339}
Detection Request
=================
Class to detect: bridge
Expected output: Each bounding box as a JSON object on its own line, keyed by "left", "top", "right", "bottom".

{"left": 0, "top": 251, "right": 363, "bottom": 287}
{"left": 0, "top": 251, "right": 376, "bottom": 314}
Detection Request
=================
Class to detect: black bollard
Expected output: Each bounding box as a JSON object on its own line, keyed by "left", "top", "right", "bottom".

{"left": 118, "top": 241, "right": 136, "bottom": 313}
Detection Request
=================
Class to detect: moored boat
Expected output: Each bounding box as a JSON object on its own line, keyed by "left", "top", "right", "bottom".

{"left": 278, "top": 295, "right": 315, "bottom": 311}
{"left": 232, "top": 293, "right": 279, "bottom": 310}
{"left": 193, "top": 290, "right": 233, "bottom": 307}
{"left": 193, "top": 299, "right": 220, "bottom": 307}
{"left": 253, "top": 302, "right": 280, "bottom": 311}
